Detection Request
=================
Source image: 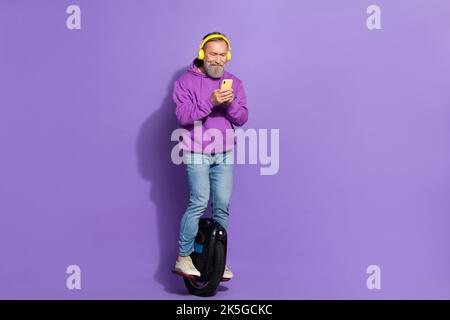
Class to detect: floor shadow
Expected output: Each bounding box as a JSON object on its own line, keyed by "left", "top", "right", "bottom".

{"left": 136, "top": 67, "right": 191, "bottom": 294}
{"left": 217, "top": 285, "right": 230, "bottom": 292}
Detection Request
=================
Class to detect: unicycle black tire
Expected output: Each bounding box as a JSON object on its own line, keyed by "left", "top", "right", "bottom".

{"left": 184, "top": 241, "right": 226, "bottom": 297}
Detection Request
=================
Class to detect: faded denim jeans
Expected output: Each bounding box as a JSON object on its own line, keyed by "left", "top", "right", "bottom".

{"left": 178, "top": 150, "right": 233, "bottom": 256}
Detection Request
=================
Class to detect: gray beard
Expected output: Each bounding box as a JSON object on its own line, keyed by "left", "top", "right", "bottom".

{"left": 204, "top": 61, "right": 225, "bottom": 79}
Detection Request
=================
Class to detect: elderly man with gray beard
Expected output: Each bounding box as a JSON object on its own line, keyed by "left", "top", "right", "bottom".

{"left": 172, "top": 32, "right": 249, "bottom": 280}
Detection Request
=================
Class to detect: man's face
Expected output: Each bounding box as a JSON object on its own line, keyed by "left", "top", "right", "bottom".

{"left": 203, "top": 40, "right": 228, "bottom": 79}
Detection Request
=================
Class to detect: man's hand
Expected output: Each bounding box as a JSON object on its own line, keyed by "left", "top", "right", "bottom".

{"left": 211, "top": 88, "right": 234, "bottom": 106}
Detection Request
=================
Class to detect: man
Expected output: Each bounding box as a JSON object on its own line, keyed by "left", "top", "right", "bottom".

{"left": 172, "top": 32, "right": 248, "bottom": 280}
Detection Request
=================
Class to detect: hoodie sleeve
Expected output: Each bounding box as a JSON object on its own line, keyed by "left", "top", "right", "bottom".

{"left": 225, "top": 80, "right": 248, "bottom": 127}
{"left": 173, "top": 79, "right": 213, "bottom": 126}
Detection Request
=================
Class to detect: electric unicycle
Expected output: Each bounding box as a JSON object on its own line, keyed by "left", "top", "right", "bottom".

{"left": 176, "top": 218, "right": 228, "bottom": 297}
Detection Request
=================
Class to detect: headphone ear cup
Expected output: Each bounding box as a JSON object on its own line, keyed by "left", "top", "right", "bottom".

{"left": 227, "top": 51, "right": 232, "bottom": 61}
{"left": 198, "top": 49, "right": 205, "bottom": 60}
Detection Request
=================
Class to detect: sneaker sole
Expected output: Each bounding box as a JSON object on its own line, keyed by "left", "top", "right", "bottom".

{"left": 172, "top": 270, "right": 200, "bottom": 279}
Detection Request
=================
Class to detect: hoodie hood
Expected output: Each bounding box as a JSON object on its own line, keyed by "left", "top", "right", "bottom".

{"left": 187, "top": 58, "right": 206, "bottom": 77}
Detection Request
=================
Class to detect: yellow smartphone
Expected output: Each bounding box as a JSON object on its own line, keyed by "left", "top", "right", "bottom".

{"left": 220, "top": 79, "right": 233, "bottom": 91}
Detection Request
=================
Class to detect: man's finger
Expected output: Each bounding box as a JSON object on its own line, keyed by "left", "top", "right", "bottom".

{"left": 219, "top": 94, "right": 232, "bottom": 100}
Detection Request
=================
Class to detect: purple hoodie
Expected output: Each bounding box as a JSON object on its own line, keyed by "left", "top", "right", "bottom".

{"left": 172, "top": 59, "right": 249, "bottom": 154}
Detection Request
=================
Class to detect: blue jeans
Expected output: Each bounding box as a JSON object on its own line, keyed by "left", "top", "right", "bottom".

{"left": 178, "top": 150, "right": 234, "bottom": 256}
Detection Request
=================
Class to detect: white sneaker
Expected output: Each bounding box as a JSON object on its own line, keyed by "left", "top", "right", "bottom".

{"left": 173, "top": 256, "right": 201, "bottom": 278}
{"left": 222, "top": 265, "right": 233, "bottom": 280}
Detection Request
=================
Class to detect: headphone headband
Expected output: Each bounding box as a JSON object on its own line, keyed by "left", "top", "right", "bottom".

{"left": 198, "top": 34, "right": 232, "bottom": 51}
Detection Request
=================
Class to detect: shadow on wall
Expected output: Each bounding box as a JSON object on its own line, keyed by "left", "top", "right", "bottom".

{"left": 136, "top": 67, "right": 190, "bottom": 295}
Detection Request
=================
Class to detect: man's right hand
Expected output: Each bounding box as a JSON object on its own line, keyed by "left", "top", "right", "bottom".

{"left": 211, "top": 89, "right": 233, "bottom": 106}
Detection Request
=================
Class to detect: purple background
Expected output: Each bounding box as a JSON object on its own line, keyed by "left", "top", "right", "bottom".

{"left": 1, "top": 0, "right": 450, "bottom": 299}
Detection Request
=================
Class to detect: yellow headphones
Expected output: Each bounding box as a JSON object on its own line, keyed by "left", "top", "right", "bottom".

{"left": 197, "top": 34, "right": 232, "bottom": 61}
